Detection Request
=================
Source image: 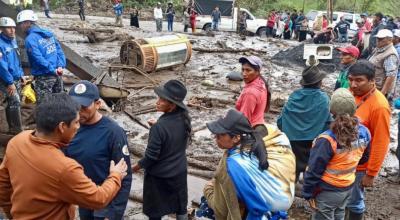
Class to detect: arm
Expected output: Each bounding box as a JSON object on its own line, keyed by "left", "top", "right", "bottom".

{"left": 381, "top": 55, "right": 398, "bottom": 95}
{"left": 302, "top": 138, "right": 334, "bottom": 200}
{"left": 138, "top": 125, "right": 163, "bottom": 170}
{"left": 59, "top": 162, "right": 122, "bottom": 210}
{"left": 55, "top": 39, "right": 66, "bottom": 68}
{"left": 0, "top": 49, "right": 14, "bottom": 85}
{"left": 236, "top": 92, "right": 258, "bottom": 123}
{"left": 108, "top": 129, "right": 132, "bottom": 217}
{"left": 366, "top": 106, "right": 391, "bottom": 177}
{"left": 25, "top": 38, "right": 55, "bottom": 74}
{"left": 0, "top": 156, "right": 12, "bottom": 218}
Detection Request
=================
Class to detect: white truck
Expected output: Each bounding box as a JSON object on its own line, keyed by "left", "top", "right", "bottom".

{"left": 195, "top": 7, "right": 268, "bottom": 36}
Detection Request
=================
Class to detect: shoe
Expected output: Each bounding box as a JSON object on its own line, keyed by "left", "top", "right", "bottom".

{"left": 348, "top": 211, "right": 363, "bottom": 220}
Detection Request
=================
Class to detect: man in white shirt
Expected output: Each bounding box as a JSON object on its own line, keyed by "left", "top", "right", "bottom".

{"left": 154, "top": 2, "right": 163, "bottom": 32}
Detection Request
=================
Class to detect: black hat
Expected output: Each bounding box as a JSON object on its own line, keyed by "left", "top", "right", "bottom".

{"left": 154, "top": 80, "right": 187, "bottom": 110}
{"left": 69, "top": 80, "right": 100, "bottom": 107}
{"left": 206, "top": 109, "right": 253, "bottom": 135}
{"left": 300, "top": 65, "right": 326, "bottom": 86}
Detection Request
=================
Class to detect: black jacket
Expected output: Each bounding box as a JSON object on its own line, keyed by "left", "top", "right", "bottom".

{"left": 139, "top": 110, "right": 189, "bottom": 178}
{"left": 335, "top": 20, "right": 350, "bottom": 34}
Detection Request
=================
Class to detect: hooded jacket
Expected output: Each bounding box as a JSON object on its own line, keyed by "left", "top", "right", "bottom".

{"left": 0, "top": 33, "right": 23, "bottom": 85}
{"left": 24, "top": 26, "right": 66, "bottom": 76}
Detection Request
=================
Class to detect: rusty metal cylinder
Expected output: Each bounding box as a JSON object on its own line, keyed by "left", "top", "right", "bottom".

{"left": 120, "top": 34, "right": 192, "bottom": 73}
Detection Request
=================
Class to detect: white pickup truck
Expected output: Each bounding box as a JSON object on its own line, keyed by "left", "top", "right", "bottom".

{"left": 195, "top": 7, "right": 268, "bottom": 36}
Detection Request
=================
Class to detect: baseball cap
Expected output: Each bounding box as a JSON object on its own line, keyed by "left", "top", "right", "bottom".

{"left": 375, "top": 29, "right": 393, "bottom": 38}
{"left": 68, "top": 80, "right": 100, "bottom": 107}
{"left": 337, "top": 45, "right": 360, "bottom": 58}
{"left": 394, "top": 29, "right": 400, "bottom": 38}
{"left": 239, "top": 56, "right": 263, "bottom": 69}
{"left": 361, "top": 13, "right": 368, "bottom": 17}
{"left": 206, "top": 109, "right": 253, "bottom": 135}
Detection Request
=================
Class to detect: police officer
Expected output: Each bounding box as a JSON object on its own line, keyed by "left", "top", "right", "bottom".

{"left": 65, "top": 80, "right": 132, "bottom": 220}
{"left": 16, "top": 10, "right": 66, "bottom": 103}
{"left": 0, "top": 17, "right": 23, "bottom": 134}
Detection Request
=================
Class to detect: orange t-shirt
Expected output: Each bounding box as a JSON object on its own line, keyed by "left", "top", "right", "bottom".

{"left": 353, "top": 88, "right": 391, "bottom": 177}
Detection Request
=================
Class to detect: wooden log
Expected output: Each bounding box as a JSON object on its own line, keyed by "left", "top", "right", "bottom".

{"left": 129, "top": 192, "right": 143, "bottom": 203}
{"left": 187, "top": 158, "right": 216, "bottom": 171}
{"left": 59, "top": 27, "right": 115, "bottom": 34}
{"left": 188, "top": 168, "right": 214, "bottom": 179}
{"left": 123, "top": 110, "right": 150, "bottom": 130}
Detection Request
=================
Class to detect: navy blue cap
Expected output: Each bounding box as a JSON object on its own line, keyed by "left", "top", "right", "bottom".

{"left": 68, "top": 80, "right": 100, "bottom": 107}
{"left": 206, "top": 109, "right": 253, "bottom": 135}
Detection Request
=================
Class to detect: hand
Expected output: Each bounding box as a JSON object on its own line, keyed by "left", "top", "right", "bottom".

{"left": 147, "top": 119, "right": 157, "bottom": 126}
{"left": 109, "top": 159, "right": 128, "bottom": 178}
{"left": 131, "top": 163, "right": 141, "bottom": 173}
{"left": 361, "top": 174, "right": 375, "bottom": 187}
{"left": 308, "top": 198, "right": 318, "bottom": 210}
{"left": 7, "top": 84, "right": 17, "bottom": 96}
{"left": 206, "top": 179, "right": 215, "bottom": 187}
{"left": 56, "top": 67, "right": 63, "bottom": 76}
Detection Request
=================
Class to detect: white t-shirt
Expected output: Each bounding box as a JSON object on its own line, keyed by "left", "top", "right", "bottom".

{"left": 154, "top": 7, "right": 163, "bottom": 19}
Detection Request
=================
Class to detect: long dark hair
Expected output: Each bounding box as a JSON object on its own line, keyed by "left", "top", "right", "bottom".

{"left": 233, "top": 131, "right": 269, "bottom": 170}
{"left": 331, "top": 114, "right": 358, "bottom": 149}
{"left": 178, "top": 107, "right": 192, "bottom": 144}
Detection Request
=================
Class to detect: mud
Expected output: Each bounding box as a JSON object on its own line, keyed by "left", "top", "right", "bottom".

{"left": 30, "top": 12, "right": 400, "bottom": 219}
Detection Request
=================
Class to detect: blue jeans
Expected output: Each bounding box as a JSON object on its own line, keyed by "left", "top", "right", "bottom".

{"left": 346, "top": 171, "right": 366, "bottom": 214}
{"left": 167, "top": 18, "right": 173, "bottom": 31}
{"left": 212, "top": 20, "right": 219, "bottom": 30}
{"left": 338, "top": 32, "right": 348, "bottom": 43}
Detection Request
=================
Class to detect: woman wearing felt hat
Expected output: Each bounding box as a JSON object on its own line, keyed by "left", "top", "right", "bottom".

{"left": 132, "top": 80, "right": 191, "bottom": 220}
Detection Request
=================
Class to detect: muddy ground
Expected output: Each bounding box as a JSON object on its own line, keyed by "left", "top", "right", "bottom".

{"left": 12, "top": 12, "right": 400, "bottom": 219}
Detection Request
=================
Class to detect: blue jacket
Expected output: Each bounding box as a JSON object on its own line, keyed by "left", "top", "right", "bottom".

{"left": 24, "top": 26, "right": 66, "bottom": 76}
{"left": 277, "top": 88, "right": 332, "bottom": 141}
{"left": 302, "top": 123, "right": 371, "bottom": 200}
{"left": 113, "top": 3, "right": 123, "bottom": 16}
{"left": 0, "top": 33, "right": 23, "bottom": 85}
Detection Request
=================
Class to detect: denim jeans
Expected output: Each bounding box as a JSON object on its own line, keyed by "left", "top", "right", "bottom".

{"left": 338, "top": 32, "right": 348, "bottom": 43}
{"left": 346, "top": 171, "right": 366, "bottom": 214}
{"left": 212, "top": 20, "right": 219, "bottom": 30}
{"left": 167, "top": 18, "right": 173, "bottom": 31}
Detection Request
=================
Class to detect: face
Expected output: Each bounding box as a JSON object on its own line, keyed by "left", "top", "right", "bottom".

{"left": 376, "top": 37, "right": 392, "bottom": 48}
{"left": 241, "top": 63, "right": 260, "bottom": 84}
{"left": 156, "top": 97, "right": 176, "bottom": 113}
{"left": 78, "top": 100, "right": 101, "bottom": 124}
{"left": 348, "top": 74, "right": 374, "bottom": 96}
{"left": 214, "top": 133, "right": 240, "bottom": 149}
{"left": 394, "top": 37, "right": 400, "bottom": 45}
{"left": 59, "top": 113, "right": 80, "bottom": 144}
{"left": 18, "top": 21, "right": 31, "bottom": 33}
{"left": 340, "top": 53, "right": 356, "bottom": 65}
{"left": 1, "top": 27, "right": 16, "bottom": 38}
{"left": 373, "top": 15, "right": 380, "bottom": 25}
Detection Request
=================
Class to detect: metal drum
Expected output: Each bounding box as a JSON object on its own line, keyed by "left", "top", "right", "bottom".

{"left": 120, "top": 34, "right": 192, "bottom": 73}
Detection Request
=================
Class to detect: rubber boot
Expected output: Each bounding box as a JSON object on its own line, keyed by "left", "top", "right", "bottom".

{"left": 348, "top": 211, "right": 363, "bottom": 220}
{"left": 176, "top": 214, "right": 188, "bottom": 220}
{"left": 6, "top": 107, "right": 23, "bottom": 134}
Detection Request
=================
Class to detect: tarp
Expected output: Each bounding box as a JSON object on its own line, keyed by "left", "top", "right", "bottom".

{"left": 194, "top": 0, "right": 234, "bottom": 17}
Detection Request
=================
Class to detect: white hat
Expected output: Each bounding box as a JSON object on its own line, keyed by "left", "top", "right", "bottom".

{"left": 0, "top": 17, "right": 16, "bottom": 27}
{"left": 394, "top": 29, "right": 400, "bottom": 38}
{"left": 375, "top": 29, "right": 393, "bottom": 38}
{"left": 16, "top": 10, "right": 38, "bottom": 23}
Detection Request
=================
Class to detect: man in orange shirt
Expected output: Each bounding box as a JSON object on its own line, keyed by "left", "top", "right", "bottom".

{"left": 346, "top": 60, "right": 391, "bottom": 220}
{"left": 0, "top": 93, "right": 128, "bottom": 220}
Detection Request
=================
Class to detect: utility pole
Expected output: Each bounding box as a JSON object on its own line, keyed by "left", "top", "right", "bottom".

{"left": 327, "top": 0, "right": 333, "bottom": 23}
{"left": 302, "top": 0, "right": 306, "bottom": 13}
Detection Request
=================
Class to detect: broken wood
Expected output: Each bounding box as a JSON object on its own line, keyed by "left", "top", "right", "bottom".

{"left": 59, "top": 27, "right": 115, "bottom": 34}
{"left": 187, "top": 158, "right": 216, "bottom": 171}
{"left": 217, "top": 40, "right": 228, "bottom": 49}
{"left": 188, "top": 168, "right": 214, "bottom": 179}
{"left": 193, "top": 125, "right": 207, "bottom": 133}
{"left": 187, "top": 103, "right": 212, "bottom": 110}
{"left": 193, "top": 47, "right": 267, "bottom": 53}
{"left": 123, "top": 110, "right": 150, "bottom": 129}
{"left": 129, "top": 192, "right": 143, "bottom": 203}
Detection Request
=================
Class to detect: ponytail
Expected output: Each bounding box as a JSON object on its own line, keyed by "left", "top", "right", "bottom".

{"left": 259, "top": 75, "right": 271, "bottom": 113}
{"left": 179, "top": 108, "right": 192, "bottom": 144}
{"left": 238, "top": 131, "right": 269, "bottom": 170}
{"left": 331, "top": 114, "right": 358, "bottom": 149}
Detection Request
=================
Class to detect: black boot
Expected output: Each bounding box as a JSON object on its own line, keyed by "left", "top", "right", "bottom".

{"left": 6, "top": 107, "right": 23, "bottom": 134}
{"left": 348, "top": 211, "right": 363, "bottom": 220}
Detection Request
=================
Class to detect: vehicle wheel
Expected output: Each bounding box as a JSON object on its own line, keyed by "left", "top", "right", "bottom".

{"left": 257, "top": 27, "right": 267, "bottom": 37}
{"left": 203, "top": 23, "right": 211, "bottom": 32}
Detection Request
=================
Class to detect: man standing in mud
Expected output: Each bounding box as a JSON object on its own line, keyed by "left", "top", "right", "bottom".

{"left": 346, "top": 60, "right": 391, "bottom": 220}
{"left": 65, "top": 80, "right": 132, "bottom": 220}
{"left": 16, "top": 10, "right": 66, "bottom": 103}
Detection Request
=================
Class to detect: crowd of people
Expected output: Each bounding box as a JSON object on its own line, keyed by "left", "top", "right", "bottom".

{"left": 1, "top": 3, "right": 400, "bottom": 220}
